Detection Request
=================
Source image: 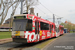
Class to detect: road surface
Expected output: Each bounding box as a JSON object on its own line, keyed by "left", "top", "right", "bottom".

{"left": 44, "top": 33, "right": 75, "bottom": 50}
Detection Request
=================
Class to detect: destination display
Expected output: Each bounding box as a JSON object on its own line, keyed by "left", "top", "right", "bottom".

{"left": 14, "top": 16, "right": 26, "bottom": 19}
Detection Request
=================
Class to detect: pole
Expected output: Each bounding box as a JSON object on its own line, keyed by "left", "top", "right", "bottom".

{"left": 37, "top": 13, "right": 38, "bottom": 16}
{"left": 21, "top": 0, "right": 23, "bottom": 14}
{"left": 26, "top": 0, "right": 28, "bottom": 13}
{"left": 57, "top": 18, "right": 61, "bottom": 24}
{"left": 53, "top": 14, "right": 55, "bottom": 23}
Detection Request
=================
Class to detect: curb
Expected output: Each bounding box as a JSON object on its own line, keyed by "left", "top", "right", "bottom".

{"left": 41, "top": 38, "right": 58, "bottom": 50}
{"left": 0, "top": 38, "right": 12, "bottom": 44}
{"left": 41, "top": 33, "right": 68, "bottom": 50}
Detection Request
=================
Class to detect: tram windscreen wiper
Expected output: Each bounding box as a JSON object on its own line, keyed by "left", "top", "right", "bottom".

{"left": 18, "top": 24, "right": 21, "bottom": 30}
{"left": 13, "top": 19, "right": 28, "bottom": 31}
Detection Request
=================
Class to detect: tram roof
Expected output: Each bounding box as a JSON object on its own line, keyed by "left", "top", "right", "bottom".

{"left": 14, "top": 14, "right": 55, "bottom": 24}
{"left": 14, "top": 14, "right": 27, "bottom": 16}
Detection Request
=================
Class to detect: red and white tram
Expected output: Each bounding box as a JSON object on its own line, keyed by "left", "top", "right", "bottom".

{"left": 12, "top": 14, "right": 64, "bottom": 43}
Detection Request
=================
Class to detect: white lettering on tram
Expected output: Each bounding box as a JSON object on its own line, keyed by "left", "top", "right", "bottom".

{"left": 33, "top": 22, "right": 35, "bottom": 26}
{"left": 47, "top": 32, "right": 51, "bottom": 37}
{"left": 42, "top": 31, "right": 45, "bottom": 35}
{"left": 42, "top": 36, "right": 45, "bottom": 39}
{"left": 53, "top": 28, "right": 55, "bottom": 36}
{"left": 25, "top": 31, "right": 36, "bottom": 41}
{"left": 32, "top": 16, "right": 34, "bottom": 20}
{"left": 25, "top": 31, "right": 30, "bottom": 38}
{"left": 29, "top": 32, "right": 36, "bottom": 41}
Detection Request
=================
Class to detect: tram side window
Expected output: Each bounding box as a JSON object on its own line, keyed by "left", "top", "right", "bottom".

{"left": 40, "top": 22, "right": 49, "bottom": 30}
{"left": 26, "top": 20, "right": 32, "bottom": 31}
{"left": 52, "top": 25, "right": 53, "bottom": 28}
{"left": 51, "top": 25, "right": 53, "bottom": 30}
{"left": 61, "top": 27, "right": 64, "bottom": 30}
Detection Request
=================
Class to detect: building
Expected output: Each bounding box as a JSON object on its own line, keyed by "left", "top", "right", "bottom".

{"left": 0, "top": 18, "right": 13, "bottom": 31}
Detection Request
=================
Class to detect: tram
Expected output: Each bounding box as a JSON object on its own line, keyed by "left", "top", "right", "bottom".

{"left": 12, "top": 14, "right": 64, "bottom": 43}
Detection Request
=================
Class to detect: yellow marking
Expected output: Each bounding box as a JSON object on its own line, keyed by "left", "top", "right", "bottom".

{"left": 39, "top": 31, "right": 42, "bottom": 36}
{"left": 15, "top": 31, "right": 20, "bottom": 36}
{"left": 55, "top": 32, "right": 56, "bottom": 34}
{"left": 45, "top": 35, "right": 46, "bottom": 37}
{"left": 51, "top": 31, "right": 52, "bottom": 34}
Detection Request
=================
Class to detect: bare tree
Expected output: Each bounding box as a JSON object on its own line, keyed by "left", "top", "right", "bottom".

{"left": 0, "top": 0, "right": 38, "bottom": 25}
{"left": 0, "top": 3, "right": 1, "bottom": 9}
{"left": 0, "top": 0, "right": 1, "bottom": 9}
{"left": 0, "top": 0, "right": 20, "bottom": 25}
{"left": 23, "top": 0, "right": 38, "bottom": 13}
{"left": 10, "top": 2, "right": 19, "bottom": 28}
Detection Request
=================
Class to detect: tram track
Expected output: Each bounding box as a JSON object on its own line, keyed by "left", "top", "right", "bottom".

{"left": 6, "top": 38, "right": 56, "bottom": 50}
{"left": 7, "top": 43, "right": 30, "bottom": 50}
{"left": 0, "top": 38, "right": 12, "bottom": 44}
{"left": 6, "top": 43, "right": 34, "bottom": 50}
{"left": 8, "top": 47, "right": 28, "bottom": 50}
{"left": 0, "top": 36, "right": 63, "bottom": 50}
{"left": 7, "top": 42, "right": 41, "bottom": 50}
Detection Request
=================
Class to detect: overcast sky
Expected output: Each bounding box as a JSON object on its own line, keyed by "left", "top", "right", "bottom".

{"left": 34, "top": 0, "right": 75, "bottom": 24}
{"left": 3, "top": 0, "right": 75, "bottom": 24}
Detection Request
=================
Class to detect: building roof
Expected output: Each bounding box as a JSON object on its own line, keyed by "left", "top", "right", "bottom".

{"left": 0, "top": 17, "right": 13, "bottom": 28}
{"left": 0, "top": 24, "right": 12, "bottom": 28}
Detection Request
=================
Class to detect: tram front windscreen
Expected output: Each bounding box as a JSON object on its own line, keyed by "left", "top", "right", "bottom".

{"left": 13, "top": 19, "right": 32, "bottom": 31}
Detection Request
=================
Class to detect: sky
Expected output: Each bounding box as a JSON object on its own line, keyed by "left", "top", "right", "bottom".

{"left": 1, "top": 0, "right": 75, "bottom": 24}
{"left": 34, "top": 0, "right": 75, "bottom": 24}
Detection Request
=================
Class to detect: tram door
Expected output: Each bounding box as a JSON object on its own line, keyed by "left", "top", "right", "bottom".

{"left": 35, "top": 21, "right": 39, "bottom": 34}
{"left": 50, "top": 24, "right": 51, "bottom": 33}
{"left": 50, "top": 24, "right": 54, "bottom": 37}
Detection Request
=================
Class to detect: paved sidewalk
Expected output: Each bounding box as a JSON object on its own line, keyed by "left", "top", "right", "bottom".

{"left": 0, "top": 38, "right": 12, "bottom": 44}
{"left": 43, "top": 33, "right": 75, "bottom": 50}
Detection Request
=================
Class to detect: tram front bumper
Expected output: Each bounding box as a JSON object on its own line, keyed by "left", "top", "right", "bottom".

{"left": 13, "top": 38, "right": 27, "bottom": 43}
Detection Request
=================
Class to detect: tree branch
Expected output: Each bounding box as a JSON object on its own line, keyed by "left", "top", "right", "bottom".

{"left": 0, "top": 0, "right": 19, "bottom": 25}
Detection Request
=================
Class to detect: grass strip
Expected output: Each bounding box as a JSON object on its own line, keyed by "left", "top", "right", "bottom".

{"left": 34, "top": 34, "right": 66, "bottom": 49}
{"left": 70, "top": 31, "right": 75, "bottom": 33}
{"left": 35, "top": 38, "right": 56, "bottom": 49}
{"left": 0, "top": 32, "right": 11, "bottom": 39}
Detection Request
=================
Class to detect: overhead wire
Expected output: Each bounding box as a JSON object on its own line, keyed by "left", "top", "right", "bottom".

{"left": 36, "top": 6, "right": 54, "bottom": 19}
{"left": 35, "top": 6, "right": 46, "bottom": 14}
{"left": 37, "top": 1, "right": 72, "bottom": 23}
{"left": 39, "top": 2, "right": 54, "bottom": 14}
{"left": 39, "top": 1, "right": 63, "bottom": 18}
{"left": 39, "top": 1, "right": 64, "bottom": 24}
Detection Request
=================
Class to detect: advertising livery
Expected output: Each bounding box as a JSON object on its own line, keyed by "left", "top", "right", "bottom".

{"left": 12, "top": 14, "right": 64, "bottom": 43}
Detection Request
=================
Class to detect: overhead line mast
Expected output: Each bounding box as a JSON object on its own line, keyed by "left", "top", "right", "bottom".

{"left": 21, "top": 0, "right": 23, "bottom": 14}
{"left": 39, "top": 1, "right": 63, "bottom": 23}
